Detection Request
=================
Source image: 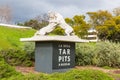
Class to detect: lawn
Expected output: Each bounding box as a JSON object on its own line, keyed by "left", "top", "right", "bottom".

{"left": 0, "top": 26, "right": 36, "bottom": 49}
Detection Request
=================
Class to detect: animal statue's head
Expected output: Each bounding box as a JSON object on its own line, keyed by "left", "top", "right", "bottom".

{"left": 48, "top": 11, "right": 64, "bottom": 24}
{"left": 48, "top": 11, "right": 56, "bottom": 21}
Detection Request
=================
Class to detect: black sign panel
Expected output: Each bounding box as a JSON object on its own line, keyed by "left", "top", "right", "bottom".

{"left": 52, "top": 42, "right": 75, "bottom": 69}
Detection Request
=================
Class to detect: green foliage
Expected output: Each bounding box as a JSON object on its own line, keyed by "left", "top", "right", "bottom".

{"left": 22, "top": 73, "right": 49, "bottom": 80}
{"left": 49, "top": 26, "right": 65, "bottom": 35}
{"left": 96, "top": 16, "right": 120, "bottom": 42}
{"left": 3, "top": 69, "right": 113, "bottom": 80}
{"left": 61, "top": 69, "right": 113, "bottom": 80}
{"left": 87, "top": 10, "right": 120, "bottom": 42}
{"left": 65, "top": 15, "right": 90, "bottom": 38}
{"left": 0, "top": 49, "right": 33, "bottom": 67}
{"left": 76, "top": 41, "right": 120, "bottom": 68}
{"left": 0, "top": 56, "right": 22, "bottom": 79}
{"left": 24, "top": 19, "right": 40, "bottom": 29}
{"left": 94, "top": 41, "right": 120, "bottom": 67}
{"left": 0, "top": 26, "right": 35, "bottom": 49}
{"left": 24, "top": 19, "right": 48, "bottom": 30}
{"left": 87, "top": 10, "right": 112, "bottom": 27}
{"left": 22, "top": 42, "right": 35, "bottom": 61}
{"left": 65, "top": 18, "right": 74, "bottom": 26}
{"left": 0, "top": 26, "right": 35, "bottom": 67}
{"left": 23, "top": 14, "right": 49, "bottom": 30}
{"left": 75, "top": 43, "right": 96, "bottom": 66}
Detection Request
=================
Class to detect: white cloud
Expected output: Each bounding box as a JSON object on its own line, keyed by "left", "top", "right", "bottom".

{"left": 0, "top": 0, "right": 120, "bottom": 22}
{"left": 55, "top": 5, "right": 82, "bottom": 18}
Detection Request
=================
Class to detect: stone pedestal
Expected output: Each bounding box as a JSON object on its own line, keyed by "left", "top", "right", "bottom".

{"left": 20, "top": 36, "right": 88, "bottom": 73}
{"left": 35, "top": 41, "right": 75, "bottom": 73}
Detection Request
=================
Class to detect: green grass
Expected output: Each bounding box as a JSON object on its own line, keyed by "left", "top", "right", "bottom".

{"left": 110, "top": 73, "right": 120, "bottom": 80}
{"left": 2, "top": 69, "right": 114, "bottom": 80}
{"left": 21, "top": 69, "right": 113, "bottom": 80}
{"left": 0, "top": 26, "right": 36, "bottom": 49}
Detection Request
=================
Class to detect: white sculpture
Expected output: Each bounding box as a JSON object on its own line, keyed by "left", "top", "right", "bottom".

{"left": 34, "top": 11, "right": 74, "bottom": 36}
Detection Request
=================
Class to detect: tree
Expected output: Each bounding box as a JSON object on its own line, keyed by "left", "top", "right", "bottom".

{"left": 65, "top": 18, "right": 74, "bottom": 26}
{"left": 65, "top": 15, "right": 90, "bottom": 38}
{"left": 87, "top": 10, "right": 112, "bottom": 28}
{"left": 24, "top": 19, "right": 40, "bottom": 29}
{"left": 23, "top": 13, "right": 49, "bottom": 30}
{"left": 50, "top": 26, "right": 65, "bottom": 35}
{"left": 96, "top": 16, "right": 120, "bottom": 42}
{"left": 34, "top": 13, "right": 48, "bottom": 24}
{"left": 0, "top": 5, "right": 12, "bottom": 23}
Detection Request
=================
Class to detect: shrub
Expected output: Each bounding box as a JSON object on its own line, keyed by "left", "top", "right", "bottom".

{"left": 6, "top": 73, "right": 48, "bottom": 80}
{"left": 75, "top": 43, "right": 96, "bottom": 66}
{"left": 23, "top": 73, "right": 49, "bottom": 80}
{"left": 94, "top": 41, "right": 120, "bottom": 67}
{"left": 0, "top": 42, "right": 35, "bottom": 67}
{"left": 75, "top": 41, "right": 120, "bottom": 68}
{"left": 4, "top": 75, "right": 24, "bottom": 80}
{"left": 61, "top": 69, "right": 113, "bottom": 80}
{"left": 22, "top": 42, "right": 35, "bottom": 61}
{"left": 0, "top": 56, "right": 22, "bottom": 79}
{"left": 0, "top": 49, "right": 33, "bottom": 67}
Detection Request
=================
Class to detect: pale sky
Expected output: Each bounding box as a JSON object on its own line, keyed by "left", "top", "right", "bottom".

{"left": 0, "top": 0, "right": 120, "bottom": 23}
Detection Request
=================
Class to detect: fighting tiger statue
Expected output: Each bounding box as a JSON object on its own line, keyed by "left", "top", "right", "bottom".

{"left": 34, "top": 11, "right": 74, "bottom": 36}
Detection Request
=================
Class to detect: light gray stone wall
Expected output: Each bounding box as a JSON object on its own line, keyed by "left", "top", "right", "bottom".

{"left": 35, "top": 42, "right": 53, "bottom": 73}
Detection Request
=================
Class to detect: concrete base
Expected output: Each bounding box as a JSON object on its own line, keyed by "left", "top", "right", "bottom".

{"left": 35, "top": 41, "right": 75, "bottom": 73}
{"left": 20, "top": 35, "right": 88, "bottom": 73}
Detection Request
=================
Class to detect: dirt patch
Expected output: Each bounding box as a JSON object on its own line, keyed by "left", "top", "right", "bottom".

{"left": 112, "top": 70, "right": 120, "bottom": 74}
{"left": 15, "top": 66, "right": 120, "bottom": 75}
{"left": 75, "top": 66, "right": 110, "bottom": 73}
{"left": 15, "top": 66, "right": 39, "bottom": 75}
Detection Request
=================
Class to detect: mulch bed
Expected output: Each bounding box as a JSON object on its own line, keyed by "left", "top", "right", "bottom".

{"left": 15, "top": 66, "right": 120, "bottom": 75}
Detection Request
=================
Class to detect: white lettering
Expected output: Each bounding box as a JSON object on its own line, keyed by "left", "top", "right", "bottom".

{"left": 58, "top": 56, "right": 62, "bottom": 62}
{"left": 57, "top": 45, "right": 71, "bottom": 67}
{"left": 58, "top": 49, "right": 71, "bottom": 55}
{"left": 58, "top": 63, "right": 70, "bottom": 66}
{"left": 67, "top": 56, "right": 70, "bottom": 62}
{"left": 58, "top": 56, "right": 70, "bottom": 62}
{"left": 59, "top": 49, "right": 62, "bottom": 55}
{"left": 64, "top": 56, "right": 68, "bottom": 62}
{"left": 67, "top": 49, "right": 70, "bottom": 55}
{"left": 63, "top": 49, "right": 66, "bottom": 55}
